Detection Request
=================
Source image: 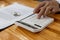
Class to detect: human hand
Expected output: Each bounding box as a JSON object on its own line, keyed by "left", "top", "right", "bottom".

{"left": 33, "top": 1, "right": 60, "bottom": 19}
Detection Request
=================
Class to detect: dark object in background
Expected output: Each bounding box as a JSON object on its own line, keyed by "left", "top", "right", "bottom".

{"left": 35, "top": 0, "right": 50, "bottom": 2}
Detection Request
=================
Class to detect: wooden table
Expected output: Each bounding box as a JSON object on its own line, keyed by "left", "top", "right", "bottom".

{"left": 0, "top": 0, "right": 60, "bottom": 40}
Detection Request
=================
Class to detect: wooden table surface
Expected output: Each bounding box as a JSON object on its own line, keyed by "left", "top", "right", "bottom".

{"left": 0, "top": 0, "right": 60, "bottom": 40}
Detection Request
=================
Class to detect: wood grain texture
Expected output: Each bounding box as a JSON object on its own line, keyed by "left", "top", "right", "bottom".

{"left": 0, "top": 0, "right": 60, "bottom": 40}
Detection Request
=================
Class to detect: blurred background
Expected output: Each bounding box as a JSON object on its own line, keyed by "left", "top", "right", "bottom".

{"left": 0, "top": 0, "right": 39, "bottom": 8}
{"left": 0, "top": 0, "right": 45, "bottom": 8}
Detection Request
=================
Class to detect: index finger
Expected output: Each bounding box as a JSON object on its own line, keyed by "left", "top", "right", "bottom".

{"left": 33, "top": 2, "right": 45, "bottom": 14}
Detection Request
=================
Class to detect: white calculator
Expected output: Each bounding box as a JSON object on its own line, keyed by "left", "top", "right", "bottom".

{"left": 15, "top": 14, "right": 54, "bottom": 33}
